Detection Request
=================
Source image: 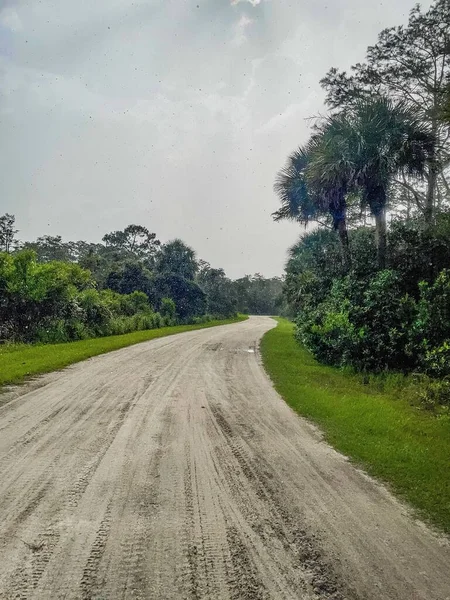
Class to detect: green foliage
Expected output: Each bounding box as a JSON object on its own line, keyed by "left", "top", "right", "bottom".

{"left": 106, "top": 261, "right": 154, "bottom": 298}
{"left": 285, "top": 222, "right": 450, "bottom": 406}
{"left": 284, "top": 229, "right": 346, "bottom": 314}
{"left": 189, "top": 314, "right": 213, "bottom": 325}
{"left": 22, "top": 235, "right": 76, "bottom": 263}
{"left": 423, "top": 343, "right": 450, "bottom": 379}
{"left": 160, "top": 297, "right": 177, "bottom": 325}
{"left": 156, "top": 239, "right": 198, "bottom": 280}
{"left": 412, "top": 375, "right": 450, "bottom": 411}
{"left": 388, "top": 214, "right": 450, "bottom": 293}
{"left": 160, "top": 296, "right": 176, "bottom": 318}
{"left": 0, "top": 214, "right": 18, "bottom": 253}
{"left": 0, "top": 250, "right": 92, "bottom": 341}
{"left": 410, "top": 270, "right": 450, "bottom": 377}
{"left": 102, "top": 224, "right": 160, "bottom": 263}
{"left": 6, "top": 215, "right": 284, "bottom": 332}
{"left": 0, "top": 250, "right": 162, "bottom": 343}
{"left": 153, "top": 273, "right": 206, "bottom": 320}
{"left": 232, "top": 274, "right": 283, "bottom": 315}
{"left": 295, "top": 263, "right": 449, "bottom": 376}
{"left": 197, "top": 262, "right": 237, "bottom": 317}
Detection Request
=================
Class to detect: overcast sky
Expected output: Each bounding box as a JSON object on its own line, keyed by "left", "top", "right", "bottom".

{"left": 0, "top": 0, "right": 432, "bottom": 278}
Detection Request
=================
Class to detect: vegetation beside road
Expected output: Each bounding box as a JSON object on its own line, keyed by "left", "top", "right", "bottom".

{"left": 0, "top": 217, "right": 283, "bottom": 346}
{"left": 273, "top": 0, "right": 450, "bottom": 409}
{"left": 0, "top": 315, "right": 247, "bottom": 389}
{"left": 261, "top": 318, "right": 450, "bottom": 533}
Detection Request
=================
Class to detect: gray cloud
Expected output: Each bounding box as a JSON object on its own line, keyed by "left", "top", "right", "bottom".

{"left": 0, "top": 0, "right": 432, "bottom": 277}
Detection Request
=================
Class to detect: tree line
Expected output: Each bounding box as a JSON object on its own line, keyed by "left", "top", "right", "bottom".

{"left": 274, "top": 0, "right": 450, "bottom": 404}
{"left": 0, "top": 217, "right": 283, "bottom": 343}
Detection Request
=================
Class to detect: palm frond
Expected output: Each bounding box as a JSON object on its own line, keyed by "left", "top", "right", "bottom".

{"left": 273, "top": 146, "right": 320, "bottom": 225}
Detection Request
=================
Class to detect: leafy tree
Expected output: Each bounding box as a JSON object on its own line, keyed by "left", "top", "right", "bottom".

{"left": 248, "top": 274, "right": 284, "bottom": 315}
{"left": 0, "top": 249, "right": 160, "bottom": 343}
{"left": 414, "top": 269, "right": 450, "bottom": 359}
{"left": 153, "top": 273, "right": 206, "bottom": 320}
{"left": 197, "top": 262, "right": 237, "bottom": 317}
{"left": 76, "top": 243, "right": 106, "bottom": 278}
{"left": 284, "top": 229, "right": 346, "bottom": 314}
{"left": 22, "top": 235, "right": 75, "bottom": 263}
{"left": 106, "top": 261, "right": 154, "bottom": 300}
{"left": 296, "top": 269, "right": 418, "bottom": 371}
{"left": 156, "top": 239, "right": 198, "bottom": 280}
{"left": 102, "top": 224, "right": 160, "bottom": 262}
{"left": 0, "top": 214, "right": 18, "bottom": 253}
{"left": 320, "top": 0, "right": 450, "bottom": 222}
{"left": 388, "top": 213, "right": 450, "bottom": 293}
{"left": 232, "top": 274, "right": 283, "bottom": 315}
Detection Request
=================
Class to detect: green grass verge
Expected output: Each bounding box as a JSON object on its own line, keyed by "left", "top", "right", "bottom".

{"left": 260, "top": 318, "right": 450, "bottom": 534}
{"left": 0, "top": 315, "right": 248, "bottom": 389}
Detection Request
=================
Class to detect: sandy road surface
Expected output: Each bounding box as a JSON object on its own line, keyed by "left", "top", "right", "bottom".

{"left": 0, "top": 316, "right": 449, "bottom": 600}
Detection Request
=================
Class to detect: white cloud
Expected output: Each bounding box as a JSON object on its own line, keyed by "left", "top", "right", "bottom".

{"left": 231, "top": 0, "right": 262, "bottom": 6}
{"left": 231, "top": 14, "right": 254, "bottom": 47}
{"left": 0, "top": 7, "right": 23, "bottom": 32}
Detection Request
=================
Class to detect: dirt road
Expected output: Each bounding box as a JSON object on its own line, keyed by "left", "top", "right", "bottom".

{"left": 0, "top": 317, "right": 449, "bottom": 600}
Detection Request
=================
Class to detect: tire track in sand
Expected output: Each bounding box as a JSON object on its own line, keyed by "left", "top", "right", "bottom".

{"left": 0, "top": 318, "right": 448, "bottom": 600}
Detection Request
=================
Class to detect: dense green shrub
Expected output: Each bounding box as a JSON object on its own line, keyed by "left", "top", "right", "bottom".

{"left": 160, "top": 297, "right": 176, "bottom": 320}
{"left": 153, "top": 274, "right": 207, "bottom": 320}
{"left": 189, "top": 314, "right": 213, "bottom": 325}
{"left": 289, "top": 221, "right": 450, "bottom": 396}
{"left": 388, "top": 215, "right": 450, "bottom": 295}
{"left": 296, "top": 278, "right": 360, "bottom": 366}
{"left": 0, "top": 251, "right": 92, "bottom": 341}
{"left": 0, "top": 251, "right": 165, "bottom": 343}
{"left": 422, "top": 342, "right": 450, "bottom": 378}
{"left": 296, "top": 270, "right": 418, "bottom": 372}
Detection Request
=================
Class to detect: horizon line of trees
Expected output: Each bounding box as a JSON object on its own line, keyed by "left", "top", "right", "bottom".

{"left": 273, "top": 0, "right": 450, "bottom": 405}
{"left": 0, "top": 215, "right": 284, "bottom": 344}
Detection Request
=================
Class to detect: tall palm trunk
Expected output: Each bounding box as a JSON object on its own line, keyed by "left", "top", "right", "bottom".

{"left": 374, "top": 208, "right": 387, "bottom": 269}
{"left": 337, "top": 217, "right": 351, "bottom": 271}
{"left": 329, "top": 192, "right": 351, "bottom": 271}
{"left": 367, "top": 185, "right": 387, "bottom": 269}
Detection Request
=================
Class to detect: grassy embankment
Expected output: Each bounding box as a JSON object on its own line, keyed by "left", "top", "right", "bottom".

{"left": 261, "top": 317, "right": 450, "bottom": 533}
{"left": 0, "top": 315, "right": 248, "bottom": 388}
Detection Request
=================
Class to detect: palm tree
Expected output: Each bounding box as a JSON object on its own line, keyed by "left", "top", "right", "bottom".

{"left": 272, "top": 146, "right": 318, "bottom": 224}
{"left": 315, "top": 98, "right": 434, "bottom": 268}
{"left": 273, "top": 143, "right": 352, "bottom": 269}
{"left": 305, "top": 126, "right": 354, "bottom": 269}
